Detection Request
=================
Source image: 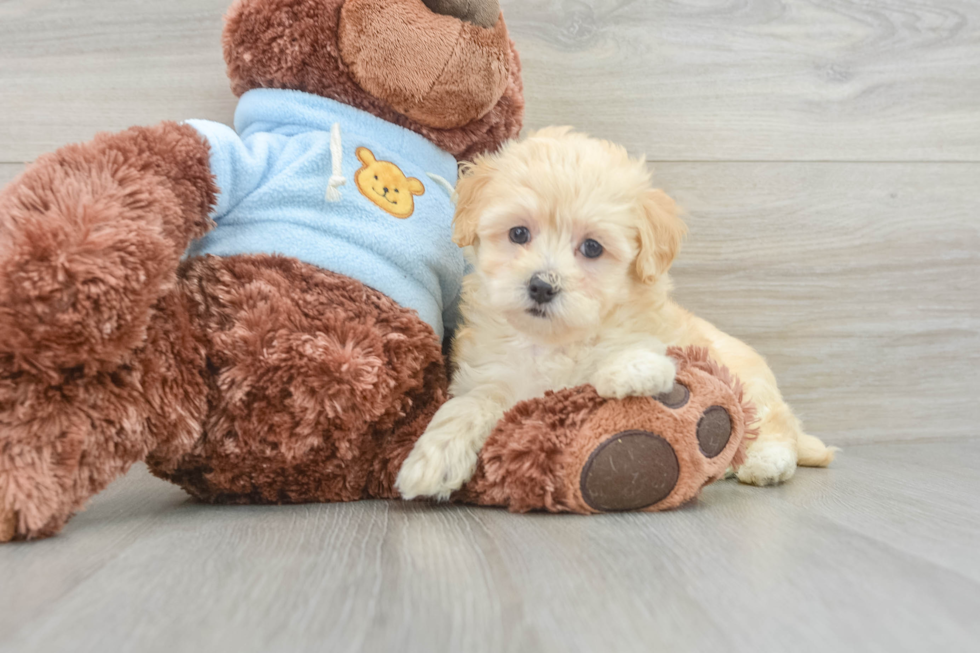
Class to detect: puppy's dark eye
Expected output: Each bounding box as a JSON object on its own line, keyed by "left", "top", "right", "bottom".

{"left": 580, "top": 239, "right": 604, "bottom": 259}
{"left": 509, "top": 227, "right": 531, "bottom": 245}
{"left": 374, "top": 175, "right": 379, "bottom": 180}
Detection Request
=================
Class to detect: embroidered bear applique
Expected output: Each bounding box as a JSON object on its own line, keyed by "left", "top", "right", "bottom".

{"left": 354, "top": 147, "right": 425, "bottom": 219}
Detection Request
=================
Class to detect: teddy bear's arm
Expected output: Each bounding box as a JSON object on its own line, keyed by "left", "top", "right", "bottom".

{"left": 0, "top": 121, "right": 221, "bottom": 540}
{"left": 0, "top": 121, "right": 216, "bottom": 371}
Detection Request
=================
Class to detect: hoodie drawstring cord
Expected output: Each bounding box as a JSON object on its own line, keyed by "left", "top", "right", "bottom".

{"left": 426, "top": 172, "right": 456, "bottom": 203}
{"left": 325, "top": 123, "right": 346, "bottom": 202}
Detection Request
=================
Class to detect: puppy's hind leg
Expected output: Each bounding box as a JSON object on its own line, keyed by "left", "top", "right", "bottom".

{"left": 734, "top": 371, "right": 837, "bottom": 485}
{"left": 797, "top": 431, "right": 838, "bottom": 468}
{"left": 736, "top": 400, "right": 804, "bottom": 486}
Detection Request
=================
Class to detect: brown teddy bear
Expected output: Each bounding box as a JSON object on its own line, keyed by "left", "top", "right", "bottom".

{"left": 0, "top": 0, "right": 752, "bottom": 543}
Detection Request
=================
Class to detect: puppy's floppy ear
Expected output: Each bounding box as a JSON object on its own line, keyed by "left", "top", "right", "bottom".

{"left": 452, "top": 158, "right": 495, "bottom": 248}
{"left": 635, "top": 189, "right": 687, "bottom": 283}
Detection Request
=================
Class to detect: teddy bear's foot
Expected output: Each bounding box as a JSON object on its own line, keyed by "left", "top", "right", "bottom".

{"left": 580, "top": 430, "right": 679, "bottom": 512}
{"left": 578, "top": 398, "right": 738, "bottom": 512}
{"left": 0, "top": 283, "right": 209, "bottom": 544}
{"left": 460, "top": 346, "right": 755, "bottom": 515}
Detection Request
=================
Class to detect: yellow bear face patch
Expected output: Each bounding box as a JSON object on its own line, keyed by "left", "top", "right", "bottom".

{"left": 354, "top": 147, "right": 425, "bottom": 219}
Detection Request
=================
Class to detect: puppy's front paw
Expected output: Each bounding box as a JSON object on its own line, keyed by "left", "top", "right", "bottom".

{"left": 396, "top": 428, "right": 479, "bottom": 501}
{"left": 736, "top": 440, "right": 798, "bottom": 486}
{"left": 592, "top": 352, "right": 677, "bottom": 400}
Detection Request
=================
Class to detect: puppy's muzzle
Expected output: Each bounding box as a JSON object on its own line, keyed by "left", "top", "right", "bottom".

{"left": 528, "top": 273, "right": 560, "bottom": 305}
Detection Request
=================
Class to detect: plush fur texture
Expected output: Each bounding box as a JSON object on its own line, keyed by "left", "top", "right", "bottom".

{"left": 420, "top": 127, "right": 835, "bottom": 493}
{"left": 0, "top": 244, "right": 447, "bottom": 539}
{"left": 149, "top": 254, "right": 448, "bottom": 505}
{"left": 0, "top": 122, "right": 216, "bottom": 373}
{"left": 223, "top": 0, "right": 524, "bottom": 159}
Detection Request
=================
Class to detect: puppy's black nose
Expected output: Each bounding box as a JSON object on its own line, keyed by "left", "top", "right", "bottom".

{"left": 528, "top": 274, "right": 559, "bottom": 305}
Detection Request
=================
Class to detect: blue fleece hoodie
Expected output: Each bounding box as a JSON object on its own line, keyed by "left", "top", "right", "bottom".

{"left": 186, "top": 88, "right": 464, "bottom": 338}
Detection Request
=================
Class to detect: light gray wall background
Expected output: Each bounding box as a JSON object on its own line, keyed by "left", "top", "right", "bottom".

{"left": 1, "top": 0, "right": 977, "bottom": 445}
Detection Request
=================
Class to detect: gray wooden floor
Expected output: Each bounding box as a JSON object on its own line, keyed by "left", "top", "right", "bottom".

{"left": 1, "top": 0, "right": 979, "bottom": 651}
{"left": 1, "top": 440, "right": 978, "bottom": 653}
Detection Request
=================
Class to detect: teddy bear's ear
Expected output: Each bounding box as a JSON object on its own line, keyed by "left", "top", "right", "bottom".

{"left": 339, "top": 0, "right": 510, "bottom": 130}
{"left": 356, "top": 147, "right": 376, "bottom": 166}
{"left": 407, "top": 178, "right": 426, "bottom": 196}
{"left": 635, "top": 189, "right": 687, "bottom": 284}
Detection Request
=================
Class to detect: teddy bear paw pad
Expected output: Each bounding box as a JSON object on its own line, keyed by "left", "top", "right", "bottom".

{"left": 580, "top": 430, "right": 679, "bottom": 512}
{"left": 654, "top": 382, "right": 690, "bottom": 409}
{"left": 697, "top": 406, "right": 733, "bottom": 458}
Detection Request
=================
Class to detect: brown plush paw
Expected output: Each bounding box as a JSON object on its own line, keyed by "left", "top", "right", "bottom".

{"left": 571, "top": 350, "right": 751, "bottom": 513}
{"left": 462, "top": 347, "right": 752, "bottom": 515}
{"left": 0, "top": 509, "right": 17, "bottom": 543}
{"left": 580, "top": 430, "right": 679, "bottom": 512}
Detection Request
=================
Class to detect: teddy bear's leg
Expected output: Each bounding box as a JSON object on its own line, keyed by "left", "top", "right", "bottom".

{"left": 145, "top": 254, "right": 448, "bottom": 506}
{"left": 460, "top": 347, "right": 753, "bottom": 514}
{"left": 0, "top": 283, "right": 209, "bottom": 542}
{"left": 0, "top": 122, "right": 216, "bottom": 541}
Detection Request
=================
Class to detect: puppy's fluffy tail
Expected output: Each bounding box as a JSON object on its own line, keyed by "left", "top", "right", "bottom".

{"left": 797, "top": 432, "right": 839, "bottom": 468}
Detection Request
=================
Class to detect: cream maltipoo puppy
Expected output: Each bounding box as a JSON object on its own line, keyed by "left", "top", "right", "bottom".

{"left": 396, "top": 127, "right": 835, "bottom": 501}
